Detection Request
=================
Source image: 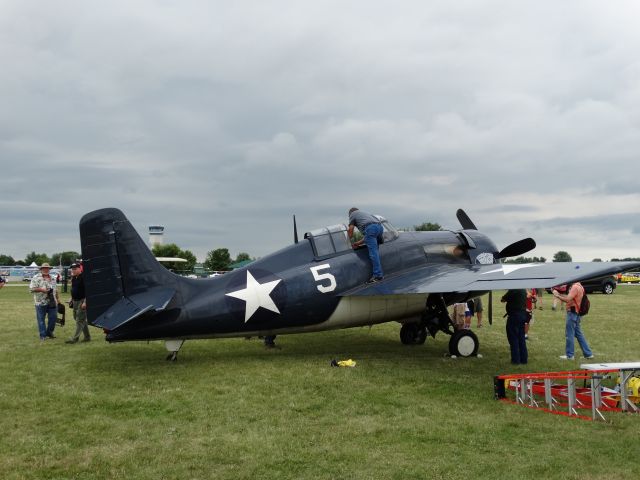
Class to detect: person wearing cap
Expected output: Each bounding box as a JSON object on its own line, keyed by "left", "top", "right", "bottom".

{"left": 65, "top": 263, "right": 90, "bottom": 344}
{"left": 347, "top": 207, "right": 384, "bottom": 284}
{"left": 29, "top": 263, "right": 60, "bottom": 341}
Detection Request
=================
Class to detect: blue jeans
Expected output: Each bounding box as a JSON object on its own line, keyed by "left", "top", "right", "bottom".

{"left": 506, "top": 310, "right": 527, "bottom": 364}
{"left": 35, "top": 304, "right": 57, "bottom": 339}
{"left": 565, "top": 311, "right": 592, "bottom": 358}
{"left": 364, "top": 223, "right": 384, "bottom": 278}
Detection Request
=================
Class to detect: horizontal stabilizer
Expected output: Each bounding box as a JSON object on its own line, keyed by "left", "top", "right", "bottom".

{"left": 92, "top": 287, "right": 175, "bottom": 331}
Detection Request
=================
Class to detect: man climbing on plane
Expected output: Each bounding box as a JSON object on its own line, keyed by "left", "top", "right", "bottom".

{"left": 348, "top": 207, "right": 384, "bottom": 284}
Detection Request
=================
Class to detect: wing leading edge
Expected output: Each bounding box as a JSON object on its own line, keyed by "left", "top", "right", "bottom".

{"left": 342, "top": 261, "right": 640, "bottom": 296}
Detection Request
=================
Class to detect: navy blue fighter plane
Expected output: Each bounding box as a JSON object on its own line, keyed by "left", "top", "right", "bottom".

{"left": 80, "top": 208, "right": 640, "bottom": 360}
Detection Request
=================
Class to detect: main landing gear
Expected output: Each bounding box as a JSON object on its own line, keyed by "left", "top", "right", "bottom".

{"left": 165, "top": 339, "right": 185, "bottom": 361}
{"left": 399, "top": 323, "right": 427, "bottom": 345}
{"left": 399, "top": 294, "right": 480, "bottom": 358}
{"left": 448, "top": 329, "right": 479, "bottom": 357}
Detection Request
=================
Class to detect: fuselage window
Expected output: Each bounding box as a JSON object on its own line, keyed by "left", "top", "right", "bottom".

{"left": 373, "top": 216, "right": 399, "bottom": 243}
{"left": 331, "top": 231, "right": 350, "bottom": 251}
{"left": 313, "top": 234, "right": 334, "bottom": 257}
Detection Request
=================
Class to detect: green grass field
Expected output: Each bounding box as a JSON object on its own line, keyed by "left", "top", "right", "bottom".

{"left": 1, "top": 284, "right": 639, "bottom": 479}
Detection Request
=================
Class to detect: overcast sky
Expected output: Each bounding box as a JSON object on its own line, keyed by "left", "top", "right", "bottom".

{"left": 2, "top": 0, "right": 640, "bottom": 263}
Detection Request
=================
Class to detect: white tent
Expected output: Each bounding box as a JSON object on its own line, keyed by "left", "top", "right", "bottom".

{"left": 29, "top": 262, "right": 38, "bottom": 267}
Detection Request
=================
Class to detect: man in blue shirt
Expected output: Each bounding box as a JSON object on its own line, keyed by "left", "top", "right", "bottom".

{"left": 347, "top": 207, "right": 384, "bottom": 283}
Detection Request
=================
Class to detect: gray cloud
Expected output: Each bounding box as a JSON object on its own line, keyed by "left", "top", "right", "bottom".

{"left": 531, "top": 214, "right": 640, "bottom": 234}
{"left": 2, "top": 0, "right": 640, "bottom": 262}
{"left": 478, "top": 205, "right": 540, "bottom": 214}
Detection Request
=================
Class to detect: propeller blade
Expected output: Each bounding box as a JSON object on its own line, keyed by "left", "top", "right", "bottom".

{"left": 497, "top": 238, "right": 536, "bottom": 259}
{"left": 456, "top": 209, "right": 478, "bottom": 230}
{"left": 293, "top": 215, "right": 299, "bottom": 244}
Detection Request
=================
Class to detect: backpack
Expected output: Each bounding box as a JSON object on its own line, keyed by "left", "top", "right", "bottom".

{"left": 578, "top": 291, "right": 590, "bottom": 316}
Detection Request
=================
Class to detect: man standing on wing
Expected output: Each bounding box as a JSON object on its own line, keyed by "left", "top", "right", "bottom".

{"left": 553, "top": 282, "right": 593, "bottom": 360}
{"left": 347, "top": 207, "right": 384, "bottom": 284}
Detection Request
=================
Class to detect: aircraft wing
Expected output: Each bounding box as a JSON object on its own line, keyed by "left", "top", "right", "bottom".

{"left": 342, "top": 261, "right": 640, "bottom": 296}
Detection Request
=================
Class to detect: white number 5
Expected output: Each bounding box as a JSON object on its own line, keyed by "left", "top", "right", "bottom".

{"left": 310, "top": 264, "right": 337, "bottom": 293}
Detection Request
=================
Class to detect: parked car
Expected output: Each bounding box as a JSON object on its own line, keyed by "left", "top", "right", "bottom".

{"left": 583, "top": 275, "right": 617, "bottom": 294}
{"left": 546, "top": 275, "right": 617, "bottom": 295}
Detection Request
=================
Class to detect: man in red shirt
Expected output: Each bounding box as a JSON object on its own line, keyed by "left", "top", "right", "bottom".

{"left": 552, "top": 282, "right": 594, "bottom": 360}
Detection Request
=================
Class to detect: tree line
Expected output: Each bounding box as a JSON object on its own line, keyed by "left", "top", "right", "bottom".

{"left": 501, "top": 252, "right": 640, "bottom": 263}
{"left": 151, "top": 244, "right": 253, "bottom": 272}
{"left": 0, "top": 246, "right": 253, "bottom": 274}
{"left": 503, "top": 252, "right": 568, "bottom": 263}
{"left": 4, "top": 221, "right": 636, "bottom": 272}
{"left": 0, "top": 251, "right": 81, "bottom": 267}
{"left": 0, "top": 221, "right": 440, "bottom": 271}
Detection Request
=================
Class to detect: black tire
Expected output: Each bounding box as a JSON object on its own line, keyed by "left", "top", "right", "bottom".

{"left": 602, "top": 282, "right": 614, "bottom": 295}
{"left": 448, "top": 330, "right": 479, "bottom": 357}
{"left": 400, "top": 323, "right": 427, "bottom": 345}
{"left": 414, "top": 327, "right": 427, "bottom": 345}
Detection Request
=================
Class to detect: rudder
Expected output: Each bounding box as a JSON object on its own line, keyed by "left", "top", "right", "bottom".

{"left": 80, "top": 208, "right": 177, "bottom": 329}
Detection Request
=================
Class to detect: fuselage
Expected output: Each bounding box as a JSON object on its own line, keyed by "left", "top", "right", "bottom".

{"left": 106, "top": 228, "right": 500, "bottom": 342}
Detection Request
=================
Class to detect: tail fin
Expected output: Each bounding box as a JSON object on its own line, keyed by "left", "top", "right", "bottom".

{"left": 80, "top": 208, "right": 177, "bottom": 331}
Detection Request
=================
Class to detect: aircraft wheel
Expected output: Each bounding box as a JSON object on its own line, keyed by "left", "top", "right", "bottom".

{"left": 400, "top": 323, "right": 427, "bottom": 345}
{"left": 448, "top": 330, "right": 479, "bottom": 357}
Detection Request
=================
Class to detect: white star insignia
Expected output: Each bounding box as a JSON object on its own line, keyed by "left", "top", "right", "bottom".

{"left": 225, "top": 271, "right": 282, "bottom": 322}
{"left": 481, "top": 264, "right": 542, "bottom": 275}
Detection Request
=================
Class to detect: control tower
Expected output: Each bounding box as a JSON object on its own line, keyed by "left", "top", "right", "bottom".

{"left": 149, "top": 225, "right": 165, "bottom": 247}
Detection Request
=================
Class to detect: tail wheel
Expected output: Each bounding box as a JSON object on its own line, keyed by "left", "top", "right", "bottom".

{"left": 448, "top": 330, "right": 479, "bottom": 357}
{"left": 400, "top": 323, "right": 427, "bottom": 345}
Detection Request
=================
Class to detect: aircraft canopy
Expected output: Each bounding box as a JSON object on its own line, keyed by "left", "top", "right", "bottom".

{"left": 304, "top": 216, "right": 399, "bottom": 259}
{"left": 305, "top": 224, "right": 351, "bottom": 258}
